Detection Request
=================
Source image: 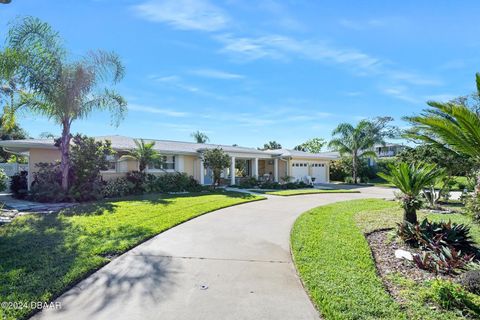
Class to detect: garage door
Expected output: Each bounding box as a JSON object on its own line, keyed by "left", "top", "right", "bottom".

{"left": 311, "top": 163, "right": 327, "bottom": 183}
{"left": 291, "top": 162, "right": 309, "bottom": 181}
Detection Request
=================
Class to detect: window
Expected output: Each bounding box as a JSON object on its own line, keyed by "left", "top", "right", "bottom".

{"left": 147, "top": 155, "right": 175, "bottom": 171}
{"left": 162, "top": 155, "right": 176, "bottom": 170}
{"left": 105, "top": 155, "right": 117, "bottom": 171}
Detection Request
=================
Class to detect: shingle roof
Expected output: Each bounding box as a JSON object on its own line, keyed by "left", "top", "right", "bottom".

{"left": 94, "top": 135, "right": 267, "bottom": 155}
{"left": 0, "top": 135, "right": 339, "bottom": 159}
{"left": 263, "top": 148, "right": 339, "bottom": 159}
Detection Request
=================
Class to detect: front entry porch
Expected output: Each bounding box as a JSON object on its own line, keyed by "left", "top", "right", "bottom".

{"left": 199, "top": 155, "right": 287, "bottom": 186}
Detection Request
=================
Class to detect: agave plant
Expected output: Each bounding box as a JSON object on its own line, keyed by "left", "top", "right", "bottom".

{"left": 378, "top": 162, "right": 444, "bottom": 224}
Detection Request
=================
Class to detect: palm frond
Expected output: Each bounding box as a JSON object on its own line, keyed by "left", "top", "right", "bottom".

{"left": 82, "top": 89, "right": 127, "bottom": 127}
{"left": 378, "top": 162, "right": 444, "bottom": 196}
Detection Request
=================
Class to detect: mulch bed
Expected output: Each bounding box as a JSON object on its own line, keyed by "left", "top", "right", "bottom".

{"left": 366, "top": 229, "right": 452, "bottom": 301}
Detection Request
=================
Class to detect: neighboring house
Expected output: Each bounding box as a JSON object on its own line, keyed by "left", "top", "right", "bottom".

{"left": 0, "top": 135, "right": 338, "bottom": 188}
{"left": 373, "top": 143, "right": 405, "bottom": 158}
{"left": 367, "top": 143, "right": 405, "bottom": 166}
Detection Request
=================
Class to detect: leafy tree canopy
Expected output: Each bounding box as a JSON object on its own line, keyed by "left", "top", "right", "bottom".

{"left": 191, "top": 130, "right": 209, "bottom": 143}
{"left": 294, "top": 137, "right": 326, "bottom": 153}
{"left": 260, "top": 141, "right": 282, "bottom": 150}
{"left": 203, "top": 148, "right": 230, "bottom": 186}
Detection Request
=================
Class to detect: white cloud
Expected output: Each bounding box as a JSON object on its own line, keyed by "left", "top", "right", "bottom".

{"left": 128, "top": 103, "right": 190, "bottom": 117}
{"left": 424, "top": 94, "right": 457, "bottom": 102}
{"left": 388, "top": 71, "right": 442, "bottom": 86}
{"left": 133, "top": 0, "right": 229, "bottom": 32}
{"left": 189, "top": 68, "right": 244, "bottom": 79}
{"left": 381, "top": 86, "right": 419, "bottom": 104}
{"left": 344, "top": 91, "right": 363, "bottom": 96}
{"left": 216, "top": 34, "right": 383, "bottom": 74}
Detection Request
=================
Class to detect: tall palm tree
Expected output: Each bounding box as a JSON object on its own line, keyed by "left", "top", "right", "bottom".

{"left": 328, "top": 120, "right": 383, "bottom": 184}
{"left": 129, "top": 139, "right": 161, "bottom": 173}
{"left": 7, "top": 17, "right": 127, "bottom": 190}
{"left": 378, "top": 162, "right": 444, "bottom": 224}
{"left": 0, "top": 48, "right": 30, "bottom": 131}
{"left": 405, "top": 73, "right": 480, "bottom": 191}
{"left": 191, "top": 130, "right": 209, "bottom": 143}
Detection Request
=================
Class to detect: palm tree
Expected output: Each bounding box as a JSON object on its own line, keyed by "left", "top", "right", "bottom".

{"left": 328, "top": 120, "right": 384, "bottom": 184}
{"left": 7, "top": 17, "right": 126, "bottom": 190}
{"left": 405, "top": 74, "right": 480, "bottom": 191}
{"left": 0, "top": 48, "right": 31, "bottom": 131}
{"left": 129, "top": 139, "right": 162, "bottom": 173}
{"left": 378, "top": 162, "right": 444, "bottom": 224}
{"left": 191, "top": 130, "right": 209, "bottom": 143}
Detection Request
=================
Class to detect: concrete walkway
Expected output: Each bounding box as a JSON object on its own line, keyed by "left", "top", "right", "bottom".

{"left": 33, "top": 187, "right": 395, "bottom": 320}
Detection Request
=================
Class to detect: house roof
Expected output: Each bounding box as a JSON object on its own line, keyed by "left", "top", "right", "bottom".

{"left": 0, "top": 135, "right": 339, "bottom": 160}
{"left": 263, "top": 148, "right": 340, "bottom": 159}
{"left": 95, "top": 135, "right": 268, "bottom": 155}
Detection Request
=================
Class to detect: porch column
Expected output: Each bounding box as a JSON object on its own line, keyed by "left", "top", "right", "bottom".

{"left": 253, "top": 158, "right": 259, "bottom": 179}
{"left": 176, "top": 155, "right": 184, "bottom": 172}
{"left": 27, "top": 153, "right": 32, "bottom": 190}
{"left": 230, "top": 156, "right": 236, "bottom": 185}
{"left": 274, "top": 158, "right": 279, "bottom": 182}
{"left": 199, "top": 158, "right": 205, "bottom": 185}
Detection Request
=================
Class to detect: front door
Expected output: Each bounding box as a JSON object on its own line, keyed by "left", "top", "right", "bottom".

{"left": 204, "top": 168, "right": 213, "bottom": 185}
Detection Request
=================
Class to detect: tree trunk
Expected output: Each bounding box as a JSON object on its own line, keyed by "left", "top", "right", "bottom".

{"left": 352, "top": 155, "right": 357, "bottom": 184}
{"left": 403, "top": 206, "right": 418, "bottom": 224}
{"left": 60, "top": 122, "right": 71, "bottom": 191}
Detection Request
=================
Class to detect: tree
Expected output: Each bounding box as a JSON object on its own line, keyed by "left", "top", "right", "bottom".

{"left": 294, "top": 138, "right": 326, "bottom": 153}
{"left": 129, "top": 139, "right": 162, "bottom": 173}
{"left": 328, "top": 118, "right": 395, "bottom": 184}
{"left": 0, "top": 121, "right": 28, "bottom": 162}
{"left": 7, "top": 17, "right": 127, "bottom": 190}
{"left": 397, "top": 145, "right": 477, "bottom": 205}
{"left": 69, "top": 134, "right": 114, "bottom": 201}
{"left": 378, "top": 162, "right": 444, "bottom": 224}
{"left": 39, "top": 131, "right": 56, "bottom": 139}
{"left": 404, "top": 73, "right": 480, "bottom": 191}
{"left": 0, "top": 47, "right": 31, "bottom": 131}
{"left": 261, "top": 141, "right": 282, "bottom": 150}
{"left": 202, "top": 148, "right": 230, "bottom": 187}
{"left": 191, "top": 130, "right": 209, "bottom": 143}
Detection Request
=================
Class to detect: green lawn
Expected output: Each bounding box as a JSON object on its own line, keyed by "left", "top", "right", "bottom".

{"left": 291, "top": 199, "right": 480, "bottom": 320}
{"left": 371, "top": 175, "right": 471, "bottom": 191}
{"left": 0, "top": 191, "right": 263, "bottom": 320}
{"left": 250, "top": 188, "right": 359, "bottom": 196}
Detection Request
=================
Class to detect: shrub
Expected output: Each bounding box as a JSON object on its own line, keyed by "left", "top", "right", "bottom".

{"left": 68, "top": 134, "right": 114, "bottom": 201}
{"left": 0, "top": 168, "right": 7, "bottom": 192}
{"left": 102, "top": 177, "right": 132, "bottom": 198}
{"left": 10, "top": 171, "right": 28, "bottom": 199}
{"left": 413, "top": 246, "right": 475, "bottom": 274}
{"left": 458, "top": 270, "right": 480, "bottom": 295}
{"left": 399, "top": 218, "right": 478, "bottom": 274}
{"left": 398, "top": 219, "right": 476, "bottom": 253}
{"left": 155, "top": 172, "right": 200, "bottom": 192}
{"left": 374, "top": 158, "right": 397, "bottom": 176}
{"left": 344, "top": 176, "right": 354, "bottom": 184}
{"left": 281, "top": 175, "right": 293, "bottom": 183}
{"left": 238, "top": 177, "right": 258, "bottom": 188}
{"left": 421, "top": 279, "right": 480, "bottom": 316}
{"left": 125, "top": 171, "right": 149, "bottom": 194}
{"left": 465, "top": 193, "right": 480, "bottom": 223}
{"left": 29, "top": 162, "right": 67, "bottom": 203}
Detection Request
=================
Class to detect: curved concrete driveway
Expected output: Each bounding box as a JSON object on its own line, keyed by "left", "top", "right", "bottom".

{"left": 33, "top": 187, "right": 395, "bottom": 320}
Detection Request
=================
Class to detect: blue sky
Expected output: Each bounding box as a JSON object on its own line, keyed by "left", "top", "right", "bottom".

{"left": 1, "top": 0, "right": 480, "bottom": 149}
